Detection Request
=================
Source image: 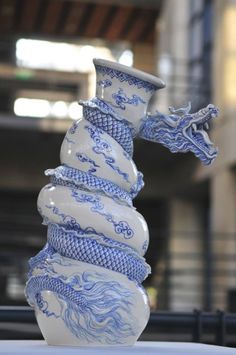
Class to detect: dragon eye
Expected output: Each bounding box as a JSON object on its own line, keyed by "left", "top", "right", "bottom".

{"left": 207, "top": 104, "right": 215, "bottom": 110}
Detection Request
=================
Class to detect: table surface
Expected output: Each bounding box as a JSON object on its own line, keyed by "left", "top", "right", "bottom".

{"left": 0, "top": 341, "right": 235, "bottom": 355}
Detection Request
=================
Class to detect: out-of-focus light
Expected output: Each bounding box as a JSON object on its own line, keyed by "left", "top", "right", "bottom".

{"left": 223, "top": 6, "right": 236, "bottom": 106}
{"left": 15, "top": 69, "right": 34, "bottom": 80}
{"left": 118, "top": 50, "right": 133, "bottom": 67}
{"left": 14, "top": 98, "right": 50, "bottom": 117}
{"left": 76, "top": 45, "right": 98, "bottom": 73}
{"left": 52, "top": 101, "right": 68, "bottom": 118}
{"left": 14, "top": 98, "right": 84, "bottom": 120}
{"left": 68, "top": 102, "right": 83, "bottom": 120}
{"left": 16, "top": 38, "right": 115, "bottom": 73}
{"left": 158, "top": 55, "right": 172, "bottom": 76}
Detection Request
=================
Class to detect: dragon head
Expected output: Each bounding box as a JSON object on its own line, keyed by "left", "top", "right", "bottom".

{"left": 139, "top": 103, "right": 219, "bottom": 165}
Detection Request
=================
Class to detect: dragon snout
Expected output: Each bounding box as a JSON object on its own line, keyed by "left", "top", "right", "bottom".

{"left": 207, "top": 104, "right": 219, "bottom": 118}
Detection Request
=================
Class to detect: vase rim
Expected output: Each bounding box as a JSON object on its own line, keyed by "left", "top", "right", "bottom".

{"left": 93, "top": 58, "right": 165, "bottom": 90}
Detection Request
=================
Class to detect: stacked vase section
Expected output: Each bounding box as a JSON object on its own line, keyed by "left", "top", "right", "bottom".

{"left": 25, "top": 74, "right": 153, "bottom": 345}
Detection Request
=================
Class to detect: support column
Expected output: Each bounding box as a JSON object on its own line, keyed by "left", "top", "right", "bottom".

{"left": 168, "top": 198, "right": 205, "bottom": 311}
{"left": 132, "top": 43, "right": 156, "bottom": 74}
{"left": 210, "top": 169, "right": 236, "bottom": 309}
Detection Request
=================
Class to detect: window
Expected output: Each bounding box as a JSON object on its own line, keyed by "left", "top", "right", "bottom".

{"left": 188, "top": 0, "right": 213, "bottom": 110}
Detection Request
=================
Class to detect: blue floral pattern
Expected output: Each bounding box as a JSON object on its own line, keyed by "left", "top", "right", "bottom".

{"left": 26, "top": 60, "right": 156, "bottom": 346}
{"left": 95, "top": 63, "right": 158, "bottom": 93}
{"left": 97, "top": 79, "right": 112, "bottom": 88}
{"left": 112, "top": 88, "right": 146, "bottom": 110}
{"left": 64, "top": 136, "right": 75, "bottom": 144}
{"left": 81, "top": 99, "right": 134, "bottom": 155}
{"left": 26, "top": 268, "right": 138, "bottom": 345}
{"left": 46, "top": 224, "right": 150, "bottom": 283}
{"left": 68, "top": 121, "right": 80, "bottom": 135}
{"left": 71, "top": 190, "right": 134, "bottom": 239}
{"left": 85, "top": 124, "right": 130, "bottom": 182}
{"left": 76, "top": 152, "right": 99, "bottom": 174}
{"left": 46, "top": 166, "right": 133, "bottom": 207}
{"left": 44, "top": 204, "right": 104, "bottom": 236}
{"left": 142, "top": 240, "right": 148, "bottom": 252}
{"left": 139, "top": 103, "right": 219, "bottom": 165}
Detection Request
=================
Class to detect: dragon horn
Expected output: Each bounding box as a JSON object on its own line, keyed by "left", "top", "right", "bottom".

{"left": 169, "top": 101, "right": 191, "bottom": 115}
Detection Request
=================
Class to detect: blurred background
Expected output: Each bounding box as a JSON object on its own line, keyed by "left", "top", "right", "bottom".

{"left": 0, "top": 0, "right": 236, "bottom": 344}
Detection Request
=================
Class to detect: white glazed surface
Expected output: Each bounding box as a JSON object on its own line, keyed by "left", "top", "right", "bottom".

{"left": 37, "top": 184, "right": 149, "bottom": 255}
{"left": 32, "top": 256, "right": 150, "bottom": 347}
{"left": 26, "top": 58, "right": 219, "bottom": 348}
{"left": 94, "top": 58, "right": 165, "bottom": 133}
{"left": 60, "top": 119, "right": 138, "bottom": 192}
{"left": 26, "top": 58, "right": 156, "bottom": 347}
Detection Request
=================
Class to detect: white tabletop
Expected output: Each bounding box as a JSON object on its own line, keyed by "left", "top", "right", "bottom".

{"left": 0, "top": 341, "right": 235, "bottom": 355}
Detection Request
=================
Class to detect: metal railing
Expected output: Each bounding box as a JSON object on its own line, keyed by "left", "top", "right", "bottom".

{"left": 0, "top": 306, "right": 235, "bottom": 347}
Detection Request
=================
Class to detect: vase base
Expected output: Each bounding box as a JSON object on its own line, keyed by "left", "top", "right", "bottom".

{"left": 37, "top": 313, "right": 136, "bottom": 347}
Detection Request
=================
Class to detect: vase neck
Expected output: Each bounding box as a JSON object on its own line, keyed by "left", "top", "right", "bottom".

{"left": 94, "top": 60, "right": 165, "bottom": 134}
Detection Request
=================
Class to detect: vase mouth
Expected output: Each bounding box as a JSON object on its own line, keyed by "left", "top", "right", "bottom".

{"left": 93, "top": 58, "right": 165, "bottom": 90}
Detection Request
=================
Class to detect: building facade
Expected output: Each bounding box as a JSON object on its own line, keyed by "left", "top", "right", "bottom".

{"left": 154, "top": 0, "right": 236, "bottom": 312}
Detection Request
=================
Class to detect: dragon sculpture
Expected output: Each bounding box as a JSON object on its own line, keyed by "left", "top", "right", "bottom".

{"left": 139, "top": 102, "right": 219, "bottom": 165}
{"left": 26, "top": 58, "right": 219, "bottom": 347}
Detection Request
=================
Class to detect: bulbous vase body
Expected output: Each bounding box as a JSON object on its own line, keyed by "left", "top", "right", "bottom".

{"left": 25, "top": 59, "right": 165, "bottom": 346}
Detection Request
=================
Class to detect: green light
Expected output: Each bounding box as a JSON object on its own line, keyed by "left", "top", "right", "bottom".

{"left": 15, "top": 69, "right": 34, "bottom": 80}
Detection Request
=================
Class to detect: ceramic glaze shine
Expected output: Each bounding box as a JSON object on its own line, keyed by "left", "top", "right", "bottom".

{"left": 25, "top": 59, "right": 155, "bottom": 346}
{"left": 25, "top": 58, "right": 218, "bottom": 347}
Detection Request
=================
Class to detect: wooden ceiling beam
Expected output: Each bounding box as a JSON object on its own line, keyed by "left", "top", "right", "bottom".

{"left": 34, "top": 0, "right": 49, "bottom": 32}
{"left": 60, "top": 0, "right": 162, "bottom": 10}
{"left": 98, "top": 5, "right": 118, "bottom": 38}
{"left": 13, "top": 0, "right": 24, "bottom": 31}
{"left": 145, "top": 28, "right": 155, "bottom": 44}
{"left": 119, "top": 7, "right": 141, "bottom": 40}
{"left": 0, "top": 0, "right": 162, "bottom": 44}
{"left": 125, "top": 9, "right": 154, "bottom": 42}
{"left": 104, "top": 5, "right": 134, "bottom": 41}
{"left": 18, "top": 0, "right": 41, "bottom": 34}
{"left": 0, "top": 0, "right": 15, "bottom": 32}
{"left": 76, "top": 3, "right": 96, "bottom": 36}
{"left": 139, "top": 11, "right": 159, "bottom": 43}
{"left": 41, "top": 0, "right": 65, "bottom": 34}
{"left": 63, "top": 2, "right": 87, "bottom": 36}
{"left": 55, "top": 1, "right": 72, "bottom": 34}
{"left": 83, "top": 3, "right": 111, "bottom": 39}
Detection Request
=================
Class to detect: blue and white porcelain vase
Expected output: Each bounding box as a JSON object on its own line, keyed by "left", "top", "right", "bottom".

{"left": 25, "top": 58, "right": 219, "bottom": 346}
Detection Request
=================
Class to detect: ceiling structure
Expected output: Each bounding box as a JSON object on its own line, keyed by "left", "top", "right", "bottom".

{"left": 0, "top": 0, "right": 162, "bottom": 44}
{"left": 0, "top": 0, "right": 201, "bottom": 297}
{"left": 0, "top": 0, "right": 189, "bottom": 189}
